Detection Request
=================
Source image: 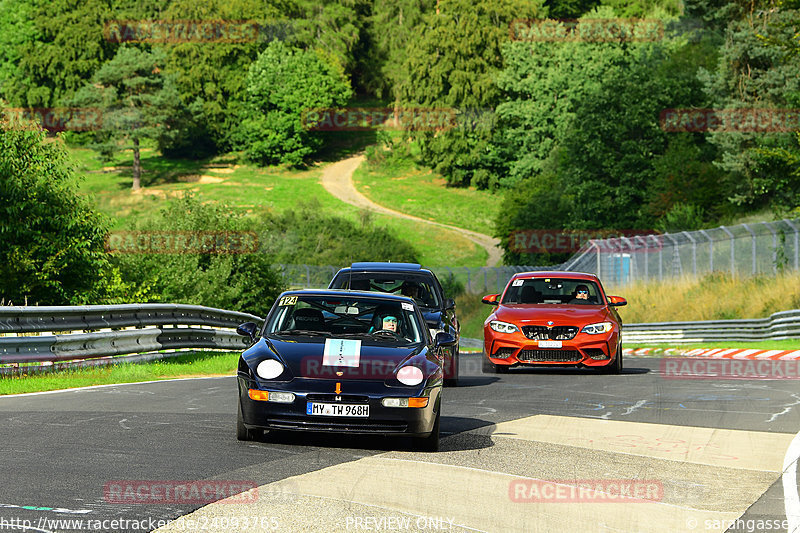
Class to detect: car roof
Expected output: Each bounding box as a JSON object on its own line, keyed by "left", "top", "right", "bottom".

{"left": 278, "top": 288, "right": 417, "bottom": 304}
{"left": 345, "top": 262, "right": 425, "bottom": 273}
{"left": 509, "top": 270, "right": 601, "bottom": 282}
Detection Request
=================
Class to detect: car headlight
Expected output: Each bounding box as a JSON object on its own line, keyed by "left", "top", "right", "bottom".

{"left": 396, "top": 365, "right": 424, "bottom": 386}
{"left": 256, "top": 359, "right": 284, "bottom": 380}
{"left": 490, "top": 320, "right": 518, "bottom": 334}
{"left": 581, "top": 322, "right": 613, "bottom": 335}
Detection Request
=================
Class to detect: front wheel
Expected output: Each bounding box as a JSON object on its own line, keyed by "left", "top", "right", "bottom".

{"left": 443, "top": 346, "right": 459, "bottom": 387}
{"left": 482, "top": 354, "right": 508, "bottom": 374}
{"left": 414, "top": 410, "right": 440, "bottom": 452}
{"left": 236, "top": 399, "right": 258, "bottom": 441}
{"left": 600, "top": 346, "right": 623, "bottom": 374}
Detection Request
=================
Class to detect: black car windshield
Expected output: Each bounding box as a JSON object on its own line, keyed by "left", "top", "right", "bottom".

{"left": 501, "top": 278, "right": 604, "bottom": 305}
{"left": 330, "top": 273, "right": 441, "bottom": 309}
{"left": 265, "top": 294, "right": 424, "bottom": 344}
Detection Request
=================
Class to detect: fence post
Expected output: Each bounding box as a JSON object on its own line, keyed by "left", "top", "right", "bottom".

{"left": 786, "top": 220, "right": 799, "bottom": 271}
{"left": 682, "top": 231, "right": 697, "bottom": 277}
{"left": 700, "top": 230, "right": 713, "bottom": 273}
{"left": 760, "top": 222, "right": 778, "bottom": 273}
{"left": 742, "top": 223, "right": 756, "bottom": 275}
{"left": 720, "top": 226, "right": 735, "bottom": 276}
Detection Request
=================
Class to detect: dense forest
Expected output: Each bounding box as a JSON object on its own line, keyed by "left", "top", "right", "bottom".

{"left": 1, "top": 0, "right": 799, "bottom": 305}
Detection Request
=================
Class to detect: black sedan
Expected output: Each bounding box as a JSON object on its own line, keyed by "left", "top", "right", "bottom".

{"left": 235, "top": 290, "right": 456, "bottom": 451}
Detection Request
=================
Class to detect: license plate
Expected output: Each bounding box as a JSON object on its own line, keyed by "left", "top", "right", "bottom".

{"left": 538, "top": 340, "right": 562, "bottom": 348}
{"left": 306, "top": 402, "right": 369, "bottom": 417}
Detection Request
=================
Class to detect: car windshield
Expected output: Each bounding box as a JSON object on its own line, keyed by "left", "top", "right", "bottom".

{"left": 331, "top": 273, "right": 441, "bottom": 309}
{"left": 501, "top": 278, "right": 604, "bottom": 305}
{"left": 265, "top": 294, "right": 424, "bottom": 344}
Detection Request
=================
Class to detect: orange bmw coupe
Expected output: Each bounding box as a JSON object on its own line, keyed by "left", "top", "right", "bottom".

{"left": 482, "top": 271, "right": 626, "bottom": 374}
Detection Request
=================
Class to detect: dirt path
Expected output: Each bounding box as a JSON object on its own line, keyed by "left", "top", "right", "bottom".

{"left": 320, "top": 155, "right": 503, "bottom": 267}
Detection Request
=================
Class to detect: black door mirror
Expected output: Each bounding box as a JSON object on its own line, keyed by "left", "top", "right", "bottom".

{"left": 444, "top": 298, "right": 456, "bottom": 311}
{"left": 236, "top": 322, "right": 258, "bottom": 340}
{"left": 434, "top": 332, "right": 456, "bottom": 347}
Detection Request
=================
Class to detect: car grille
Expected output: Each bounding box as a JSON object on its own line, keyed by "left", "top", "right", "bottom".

{"left": 584, "top": 349, "right": 608, "bottom": 360}
{"left": 518, "top": 349, "right": 582, "bottom": 362}
{"left": 265, "top": 416, "right": 408, "bottom": 433}
{"left": 522, "top": 325, "right": 579, "bottom": 340}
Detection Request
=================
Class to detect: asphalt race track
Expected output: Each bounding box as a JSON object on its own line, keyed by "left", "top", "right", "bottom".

{"left": 2, "top": 354, "right": 800, "bottom": 532}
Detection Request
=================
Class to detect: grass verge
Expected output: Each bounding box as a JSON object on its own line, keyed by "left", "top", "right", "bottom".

{"left": 614, "top": 271, "right": 800, "bottom": 323}
{"left": 626, "top": 339, "right": 800, "bottom": 352}
{"left": 70, "top": 145, "right": 486, "bottom": 267}
{"left": 0, "top": 351, "right": 238, "bottom": 395}
{"left": 352, "top": 154, "right": 499, "bottom": 236}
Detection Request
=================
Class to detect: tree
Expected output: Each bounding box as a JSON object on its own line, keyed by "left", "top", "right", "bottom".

{"left": 699, "top": 7, "right": 800, "bottom": 215}
{"left": 112, "top": 194, "right": 283, "bottom": 317}
{"left": 235, "top": 40, "right": 352, "bottom": 166}
{"left": 394, "top": 0, "right": 546, "bottom": 188}
{"left": 0, "top": 108, "right": 123, "bottom": 304}
{"left": 72, "top": 46, "right": 184, "bottom": 190}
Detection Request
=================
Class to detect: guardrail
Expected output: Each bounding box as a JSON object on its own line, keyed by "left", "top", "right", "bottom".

{"left": 0, "top": 304, "right": 263, "bottom": 366}
{"left": 621, "top": 309, "right": 800, "bottom": 344}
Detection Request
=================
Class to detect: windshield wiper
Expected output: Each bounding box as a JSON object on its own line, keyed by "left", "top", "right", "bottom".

{"left": 272, "top": 329, "right": 331, "bottom": 337}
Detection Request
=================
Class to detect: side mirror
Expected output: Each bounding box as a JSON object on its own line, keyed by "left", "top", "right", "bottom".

{"left": 608, "top": 296, "right": 627, "bottom": 307}
{"left": 236, "top": 322, "right": 258, "bottom": 339}
{"left": 481, "top": 294, "right": 499, "bottom": 306}
{"left": 434, "top": 332, "right": 457, "bottom": 347}
{"left": 444, "top": 298, "right": 456, "bottom": 310}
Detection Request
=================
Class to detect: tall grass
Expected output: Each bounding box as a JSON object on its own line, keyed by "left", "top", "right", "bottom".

{"left": 615, "top": 271, "right": 800, "bottom": 323}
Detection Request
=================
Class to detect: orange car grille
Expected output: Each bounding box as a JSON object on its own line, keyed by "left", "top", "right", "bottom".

{"left": 522, "top": 326, "right": 579, "bottom": 340}
{"left": 518, "top": 349, "right": 582, "bottom": 362}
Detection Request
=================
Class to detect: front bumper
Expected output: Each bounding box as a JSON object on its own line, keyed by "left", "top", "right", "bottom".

{"left": 237, "top": 376, "right": 440, "bottom": 437}
{"left": 483, "top": 329, "right": 620, "bottom": 368}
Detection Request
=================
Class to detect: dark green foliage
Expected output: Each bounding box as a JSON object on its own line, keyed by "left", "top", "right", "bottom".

{"left": 0, "top": 112, "right": 124, "bottom": 305}
{"left": 112, "top": 195, "right": 283, "bottom": 317}
{"left": 72, "top": 46, "right": 185, "bottom": 189}
{"left": 257, "top": 203, "right": 419, "bottom": 265}
{"left": 699, "top": 7, "right": 800, "bottom": 215}
{"left": 235, "top": 40, "right": 352, "bottom": 166}
{"left": 395, "top": 0, "right": 546, "bottom": 188}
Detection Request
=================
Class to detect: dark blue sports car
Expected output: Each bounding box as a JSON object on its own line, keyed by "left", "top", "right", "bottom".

{"left": 235, "top": 289, "right": 455, "bottom": 451}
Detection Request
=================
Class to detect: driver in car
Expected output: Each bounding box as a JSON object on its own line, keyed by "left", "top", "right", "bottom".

{"left": 381, "top": 315, "right": 398, "bottom": 332}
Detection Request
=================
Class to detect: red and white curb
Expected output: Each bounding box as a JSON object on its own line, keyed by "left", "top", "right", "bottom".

{"left": 623, "top": 347, "right": 800, "bottom": 360}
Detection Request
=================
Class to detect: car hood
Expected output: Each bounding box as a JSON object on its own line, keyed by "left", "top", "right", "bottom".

{"left": 248, "top": 336, "right": 428, "bottom": 380}
{"left": 493, "top": 304, "right": 611, "bottom": 326}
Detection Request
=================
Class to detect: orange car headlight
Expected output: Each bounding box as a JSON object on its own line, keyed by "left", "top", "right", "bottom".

{"left": 581, "top": 322, "right": 613, "bottom": 335}
{"left": 490, "top": 320, "right": 518, "bottom": 334}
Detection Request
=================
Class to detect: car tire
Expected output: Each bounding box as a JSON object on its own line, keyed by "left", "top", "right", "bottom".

{"left": 414, "top": 410, "right": 440, "bottom": 452}
{"left": 236, "top": 399, "right": 257, "bottom": 441}
{"left": 482, "top": 354, "right": 508, "bottom": 374}
{"left": 443, "top": 346, "right": 459, "bottom": 387}
{"left": 601, "top": 346, "right": 623, "bottom": 374}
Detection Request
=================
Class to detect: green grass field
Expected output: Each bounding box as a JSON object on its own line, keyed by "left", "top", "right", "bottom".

{"left": 0, "top": 351, "right": 238, "bottom": 395}
{"left": 70, "top": 145, "right": 486, "bottom": 266}
{"left": 352, "top": 156, "right": 499, "bottom": 236}
{"left": 626, "top": 340, "right": 800, "bottom": 352}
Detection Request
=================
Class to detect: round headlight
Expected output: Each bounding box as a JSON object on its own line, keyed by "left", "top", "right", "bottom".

{"left": 396, "top": 365, "right": 424, "bottom": 386}
{"left": 256, "top": 359, "right": 284, "bottom": 380}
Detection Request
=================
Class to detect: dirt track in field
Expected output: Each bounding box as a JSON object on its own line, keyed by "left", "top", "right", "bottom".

{"left": 319, "top": 155, "right": 502, "bottom": 267}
